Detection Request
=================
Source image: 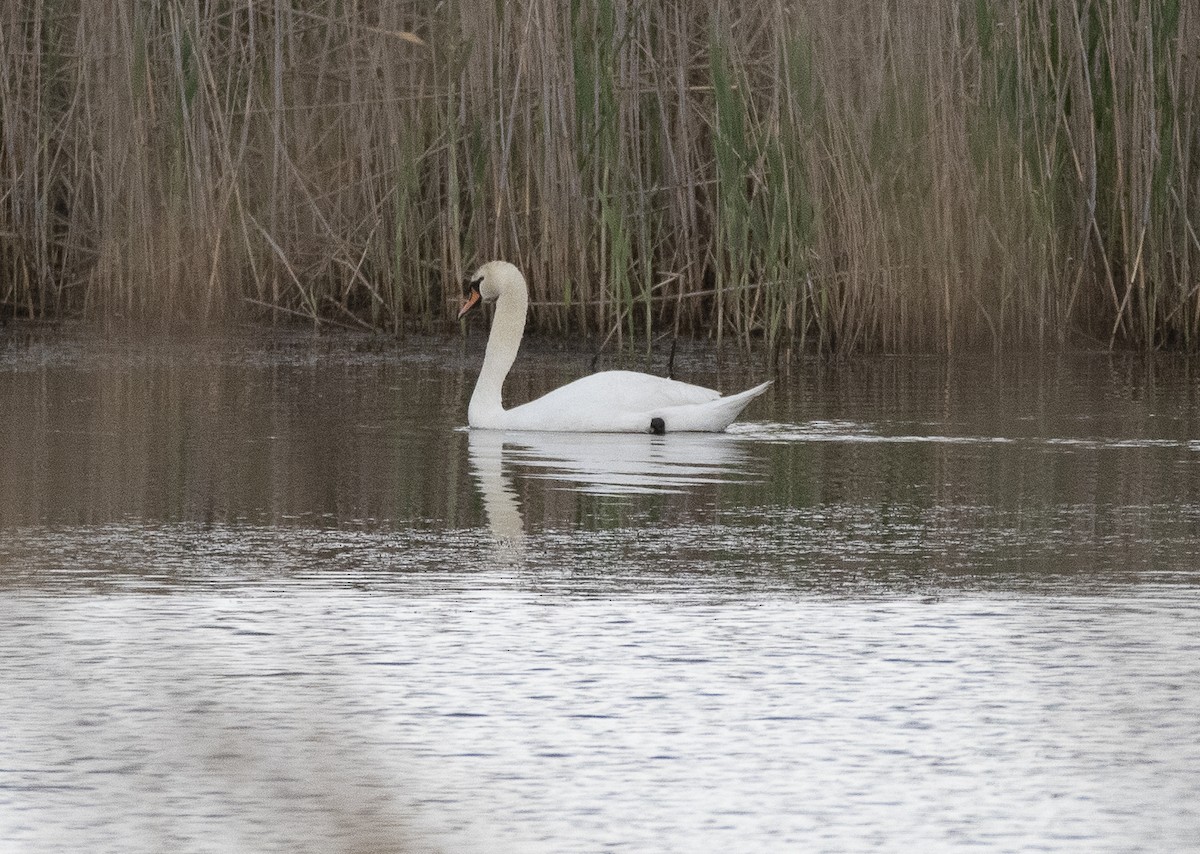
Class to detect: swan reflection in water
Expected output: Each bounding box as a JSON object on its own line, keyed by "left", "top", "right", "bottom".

{"left": 467, "top": 429, "right": 758, "bottom": 543}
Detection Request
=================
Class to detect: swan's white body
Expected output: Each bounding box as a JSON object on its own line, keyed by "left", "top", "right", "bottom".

{"left": 459, "top": 261, "right": 770, "bottom": 433}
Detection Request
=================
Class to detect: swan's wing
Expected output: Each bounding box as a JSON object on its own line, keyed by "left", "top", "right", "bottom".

{"left": 500, "top": 371, "right": 715, "bottom": 431}
{"left": 523, "top": 370, "right": 718, "bottom": 411}
{"left": 589, "top": 370, "right": 719, "bottom": 408}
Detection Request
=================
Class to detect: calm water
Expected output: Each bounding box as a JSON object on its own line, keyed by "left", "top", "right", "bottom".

{"left": 2, "top": 328, "right": 1200, "bottom": 852}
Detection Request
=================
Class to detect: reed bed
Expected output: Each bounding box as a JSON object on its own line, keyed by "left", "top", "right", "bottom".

{"left": 1, "top": 0, "right": 1198, "bottom": 352}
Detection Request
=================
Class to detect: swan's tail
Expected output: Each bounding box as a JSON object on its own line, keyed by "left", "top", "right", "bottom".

{"left": 658, "top": 380, "right": 772, "bottom": 432}
{"left": 713, "top": 380, "right": 773, "bottom": 429}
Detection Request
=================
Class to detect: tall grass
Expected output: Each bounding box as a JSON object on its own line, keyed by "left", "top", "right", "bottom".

{"left": 2, "top": 0, "right": 1198, "bottom": 352}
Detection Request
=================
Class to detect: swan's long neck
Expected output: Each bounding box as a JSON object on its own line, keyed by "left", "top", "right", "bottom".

{"left": 468, "top": 288, "right": 527, "bottom": 427}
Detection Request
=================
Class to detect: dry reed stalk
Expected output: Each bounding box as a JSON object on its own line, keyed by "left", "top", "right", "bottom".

{"left": 0, "top": 0, "right": 1197, "bottom": 352}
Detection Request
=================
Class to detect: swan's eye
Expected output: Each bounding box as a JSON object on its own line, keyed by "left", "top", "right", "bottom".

{"left": 462, "top": 276, "right": 482, "bottom": 299}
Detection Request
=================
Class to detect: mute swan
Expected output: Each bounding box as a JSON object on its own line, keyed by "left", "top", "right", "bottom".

{"left": 457, "top": 261, "right": 771, "bottom": 432}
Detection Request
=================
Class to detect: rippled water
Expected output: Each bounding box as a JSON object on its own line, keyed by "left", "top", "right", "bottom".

{"left": 2, "top": 329, "right": 1200, "bottom": 852}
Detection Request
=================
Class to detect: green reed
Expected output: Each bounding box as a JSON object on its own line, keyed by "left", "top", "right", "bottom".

{"left": 1, "top": 0, "right": 1198, "bottom": 352}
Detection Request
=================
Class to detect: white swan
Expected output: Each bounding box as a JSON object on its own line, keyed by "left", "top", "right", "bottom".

{"left": 457, "top": 261, "right": 771, "bottom": 432}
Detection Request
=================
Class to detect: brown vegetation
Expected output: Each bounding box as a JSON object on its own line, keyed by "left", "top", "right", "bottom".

{"left": 1, "top": 0, "right": 1198, "bottom": 352}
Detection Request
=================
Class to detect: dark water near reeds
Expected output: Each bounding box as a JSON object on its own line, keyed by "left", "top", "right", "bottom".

{"left": 2, "top": 328, "right": 1200, "bottom": 853}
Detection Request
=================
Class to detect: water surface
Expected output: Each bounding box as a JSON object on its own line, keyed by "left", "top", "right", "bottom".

{"left": 2, "top": 328, "right": 1199, "bottom": 852}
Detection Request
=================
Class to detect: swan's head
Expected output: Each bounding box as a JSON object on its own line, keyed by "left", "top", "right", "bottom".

{"left": 458, "top": 261, "right": 527, "bottom": 319}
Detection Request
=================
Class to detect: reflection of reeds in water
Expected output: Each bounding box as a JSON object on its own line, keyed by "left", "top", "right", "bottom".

{"left": 2, "top": 2, "right": 1198, "bottom": 351}
{"left": 0, "top": 337, "right": 475, "bottom": 529}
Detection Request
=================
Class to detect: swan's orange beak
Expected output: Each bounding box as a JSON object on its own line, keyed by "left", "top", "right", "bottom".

{"left": 459, "top": 275, "right": 483, "bottom": 320}
{"left": 457, "top": 289, "right": 481, "bottom": 320}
